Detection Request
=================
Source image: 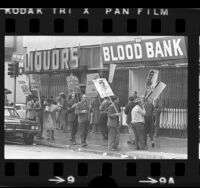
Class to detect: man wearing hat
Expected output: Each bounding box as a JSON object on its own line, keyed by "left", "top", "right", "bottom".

{"left": 131, "top": 97, "right": 147, "bottom": 150}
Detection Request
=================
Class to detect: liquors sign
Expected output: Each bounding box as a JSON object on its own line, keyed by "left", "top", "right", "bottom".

{"left": 24, "top": 47, "right": 79, "bottom": 73}
{"left": 101, "top": 36, "right": 187, "bottom": 64}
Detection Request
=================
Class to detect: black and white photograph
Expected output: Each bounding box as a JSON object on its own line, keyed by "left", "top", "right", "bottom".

{"left": 4, "top": 36, "right": 188, "bottom": 159}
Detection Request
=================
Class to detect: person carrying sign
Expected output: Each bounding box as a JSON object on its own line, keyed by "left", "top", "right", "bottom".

{"left": 99, "top": 97, "right": 111, "bottom": 140}
{"left": 75, "top": 94, "right": 89, "bottom": 147}
{"left": 142, "top": 96, "right": 155, "bottom": 148}
{"left": 153, "top": 99, "right": 162, "bottom": 137}
{"left": 107, "top": 96, "right": 121, "bottom": 151}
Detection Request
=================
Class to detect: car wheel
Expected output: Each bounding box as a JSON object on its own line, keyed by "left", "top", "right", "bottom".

{"left": 23, "top": 133, "right": 34, "bottom": 145}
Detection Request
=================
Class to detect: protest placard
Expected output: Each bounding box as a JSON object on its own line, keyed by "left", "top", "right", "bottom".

{"left": 146, "top": 81, "right": 166, "bottom": 101}
{"left": 93, "top": 78, "right": 114, "bottom": 98}
{"left": 145, "top": 69, "right": 159, "bottom": 97}
{"left": 66, "top": 74, "right": 81, "bottom": 95}
{"left": 85, "top": 73, "right": 100, "bottom": 97}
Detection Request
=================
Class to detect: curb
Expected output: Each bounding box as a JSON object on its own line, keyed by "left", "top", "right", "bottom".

{"left": 34, "top": 140, "right": 182, "bottom": 159}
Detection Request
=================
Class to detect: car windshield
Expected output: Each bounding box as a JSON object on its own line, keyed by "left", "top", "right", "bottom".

{"left": 5, "top": 108, "right": 20, "bottom": 118}
{"left": 15, "top": 105, "right": 26, "bottom": 110}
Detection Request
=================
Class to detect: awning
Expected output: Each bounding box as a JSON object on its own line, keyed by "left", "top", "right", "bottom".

{"left": 5, "top": 88, "right": 12, "bottom": 95}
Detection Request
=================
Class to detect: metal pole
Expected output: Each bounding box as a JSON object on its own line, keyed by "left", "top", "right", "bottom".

{"left": 14, "top": 75, "right": 16, "bottom": 106}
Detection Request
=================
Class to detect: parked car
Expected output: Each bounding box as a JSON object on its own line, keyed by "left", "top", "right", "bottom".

{"left": 4, "top": 106, "right": 40, "bottom": 145}
{"left": 15, "top": 103, "right": 26, "bottom": 119}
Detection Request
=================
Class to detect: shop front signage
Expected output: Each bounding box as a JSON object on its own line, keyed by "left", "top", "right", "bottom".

{"left": 24, "top": 47, "right": 79, "bottom": 73}
{"left": 101, "top": 36, "right": 187, "bottom": 64}
{"left": 12, "top": 52, "right": 25, "bottom": 62}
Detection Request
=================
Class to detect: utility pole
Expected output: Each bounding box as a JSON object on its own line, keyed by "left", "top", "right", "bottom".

{"left": 13, "top": 73, "right": 16, "bottom": 106}
{"left": 13, "top": 61, "right": 19, "bottom": 106}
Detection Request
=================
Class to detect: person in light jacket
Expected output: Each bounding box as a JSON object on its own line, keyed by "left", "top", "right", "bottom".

{"left": 75, "top": 94, "right": 89, "bottom": 147}
{"left": 131, "top": 98, "right": 147, "bottom": 150}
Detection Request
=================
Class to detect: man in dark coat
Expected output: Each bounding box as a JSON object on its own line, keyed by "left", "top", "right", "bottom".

{"left": 142, "top": 96, "right": 155, "bottom": 147}
{"left": 75, "top": 94, "right": 89, "bottom": 147}
{"left": 153, "top": 99, "right": 161, "bottom": 137}
{"left": 99, "top": 97, "right": 111, "bottom": 140}
{"left": 107, "top": 96, "right": 121, "bottom": 151}
{"left": 36, "top": 96, "right": 46, "bottom": 139}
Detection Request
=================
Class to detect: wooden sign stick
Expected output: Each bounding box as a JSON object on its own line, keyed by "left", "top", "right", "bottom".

{"left": 108, "top": 96, "right": 119, "bottom": 114}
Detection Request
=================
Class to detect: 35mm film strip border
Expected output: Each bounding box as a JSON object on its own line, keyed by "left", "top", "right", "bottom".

{"left": 1, "top": 8, "right": 194, "bottom": 34}
{"left": 0, "top": 8, "right": 200, "bottom": 187}
{"left": 4, "top": 18, "right": 186, "bottom": 34}
{"left": 0, "top": 161, "right": 197, "bottom": 186}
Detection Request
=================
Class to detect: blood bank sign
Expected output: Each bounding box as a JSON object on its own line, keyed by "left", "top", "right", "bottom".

{"left": 101, "top": 37, "right": 187, "bottom": 64}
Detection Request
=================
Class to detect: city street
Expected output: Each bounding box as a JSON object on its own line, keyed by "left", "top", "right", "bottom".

{"left": 5, "top": 144, "right": 118, "bottom": 159}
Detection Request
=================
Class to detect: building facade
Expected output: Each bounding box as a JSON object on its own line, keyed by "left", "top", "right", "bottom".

{"left": 23, "top": 36, "right": 188, "bottom": 138}
{"left": 5, "top": 36, "right": 27, "bottom": 104}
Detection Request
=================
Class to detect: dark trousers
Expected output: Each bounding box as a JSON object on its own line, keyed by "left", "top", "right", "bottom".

{"left": 69, "top": 121, "right": 78, "bottom": 142}
{"left": 46, "top": 129, "right": 55, "bottom": 139}
{"left": 144, "top": 116, "right": 154, "bottom": 145}
{"left": 99, "top": 113, "right": 108, "bottom": 139}
{"left": 132, "top": 123, "right": 146, "bottom": 150}
{"left": 38, "top": 115, "right": 43, "bottom": 137}
{"left": 79, "top": 121, "right": 89, "bottom": 144}
{"left": 153, "top": 116, "right": 160, "bottom": 137}
{"left": 108, "top": 127, "right": 120, "bottom": 150}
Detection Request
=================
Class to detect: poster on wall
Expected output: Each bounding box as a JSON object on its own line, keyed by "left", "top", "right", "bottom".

{"left": 93, "top": 78, "right": 114, "bottom": 98}
{"left": 146, "top": 81, "right": 166, "bottom": 101}
{"left": 145, "top": 69, "right": 159, "bottom": 97}
{"left": 108, "top": 64, "right": 116, "bottom": 83}
{"left": 85, "top": 73, "right": 100, "bottom": 97}
{"left": 66, "top": 74, "right": 81, "bottom": 95}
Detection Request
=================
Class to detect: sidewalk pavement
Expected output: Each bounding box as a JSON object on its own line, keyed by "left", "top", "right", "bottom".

{"left": 34, "top": 128, "right": 187, "bottom": 159}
